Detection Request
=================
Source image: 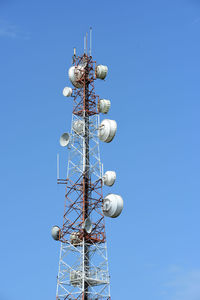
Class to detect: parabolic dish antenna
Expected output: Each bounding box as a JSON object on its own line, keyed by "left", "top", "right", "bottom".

{"left": 63, "top": 87, "right": 73, "bottom": 97}
{"left": 99, "top": 99, "right": 111, "bottom": 114}
{"left": 98, "top": 119, "right": 117, "bottom": 143}
{"left": 102, "top": 194, "right": 123, "bottom": 218}
{"left": 60, "top": 133, "right": 70, "bottom": 147}
{"left": 68, "top": 65, "right": 85, "bottom": 88}
{"left": 96, "top": 65, "right": 108, "bottom": 80}
{"left": 73, "top": 119, "right": 84, "bottom": 135}
{"left": 103, "top": 171, "right": 116, "bottom": 186}
{"left": 51, "top": 225, "right": 60, "bottom": 241}
{"left": 83, "top": 217, "right": 92, "bottom": 233}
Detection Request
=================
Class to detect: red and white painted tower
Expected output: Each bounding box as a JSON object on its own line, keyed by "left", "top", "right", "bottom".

{"left": 52, "top": 31, "right": 123, "bottom": 299}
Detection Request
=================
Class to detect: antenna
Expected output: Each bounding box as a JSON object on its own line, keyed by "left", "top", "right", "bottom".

{"left": 84, "top": 35, "right": 86, "bottom": 54}
{"left": 86, "top": 32, "right": 88, "bottom": 54}
{"left": 89, "top": 27, "right": 92, "bottom": 56}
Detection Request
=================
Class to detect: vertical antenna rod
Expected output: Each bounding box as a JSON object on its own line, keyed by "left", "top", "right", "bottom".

{"left": 89, "top": 27, "right": 92, "bottom": 56}
{"left": 84, "top": 36, "right": 86, "bottom": 54}
{"left": 86, "top": 32, "right": 88, "bottom": 55}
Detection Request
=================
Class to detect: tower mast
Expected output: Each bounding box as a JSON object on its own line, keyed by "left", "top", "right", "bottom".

{"left": 82, "top": 57, "right": 90, "bottom": 299}
{"left": 52, "top": 33, "right": 124, "bottom": 300}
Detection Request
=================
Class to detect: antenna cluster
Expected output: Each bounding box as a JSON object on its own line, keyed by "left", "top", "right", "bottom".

{"left": 51, "top": 33, "right": 123, "bottom": 299}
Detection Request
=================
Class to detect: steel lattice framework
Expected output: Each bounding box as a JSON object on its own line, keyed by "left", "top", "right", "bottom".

{"left": 56, "top": 54, "right": 111, "bottom": 300}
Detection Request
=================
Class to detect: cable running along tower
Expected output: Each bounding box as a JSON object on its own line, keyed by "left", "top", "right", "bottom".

{"left": 52, "top": 31, "right": 124, "bottom": 299}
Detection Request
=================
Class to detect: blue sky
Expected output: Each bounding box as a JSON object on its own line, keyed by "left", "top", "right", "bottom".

{"left": 0, "top": 0, "right": 200, "bottom": 299}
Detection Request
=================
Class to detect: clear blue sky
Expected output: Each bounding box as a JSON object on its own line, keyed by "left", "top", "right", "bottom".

{"left": 0, "top": 0, "right": 200, "bottom": 299}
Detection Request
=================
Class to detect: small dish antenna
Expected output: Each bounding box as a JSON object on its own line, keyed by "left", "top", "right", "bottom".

{"left": 83, "top": 217, "right": 92, "bottom": 233}
{"left": 103, "top": 171, "right": 116, "bottom": 186}
{"left": 99, "top": 99, "right": 111, "bottom": 114}
{"left": 96, "top": 65, "right": 108, "bottom": 80}
{"left": 51, "top": 225, "right": 60, "bottom": 241}
{"left": 60, "top": 133, "right": 70, "bottom": 147}
{"left": 63, "top": 87, "right": 73, "bottom": 97}
{"left": 102, "top": 194, "right": 123, "bottom": 218}
{"left": 98, "top": 119, "right": 117, "bottom": 143}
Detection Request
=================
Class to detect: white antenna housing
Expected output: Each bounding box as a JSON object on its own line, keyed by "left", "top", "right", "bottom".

{"left": 68, "top": 66, "right": 84, "bottom": 88}
{"left": 51, "top": 226, "right": 60, "bottom": 240}
{"left": 63, "top": 87, "right": 73, "bottom": 97}
{"left": 96, "top": 65, "right": 108, "bottom": 80}
{"left": 99, "top": 99, "right": 111, "bottom": 114}
{"left": 60, "top": 133, "right": 70, "bottom": 147}
{"left": 103, "top": 171, "right": 116, "bottom": 186}
{"left": 70, "top": 232, "right": 81, "bottom": 246}
{"left": 83, "top": 217, "right": 92, "bottom": 233}
{"left": 73, "top": 120, "right": 84, "bottom": 135}
{"left": 98, "top": 119, "right": 117, "bottom": 143}
{"left": 102, "top": 194, "right": 123, "bottom": 218}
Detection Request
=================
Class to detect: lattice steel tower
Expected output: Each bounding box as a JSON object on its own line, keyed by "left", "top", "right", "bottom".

{"left": 52, "top": 31, "right": 123, "bottom": 300}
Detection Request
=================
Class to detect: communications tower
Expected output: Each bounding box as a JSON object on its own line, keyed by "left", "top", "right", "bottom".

{"left": 52, "top": 31, "right": 124, "bottom": 299}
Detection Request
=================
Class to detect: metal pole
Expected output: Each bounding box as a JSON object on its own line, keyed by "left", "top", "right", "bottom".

{"left": 82, "top": 57, "right": 90, "bottom": 300}
{"left": 89, "top": 27, "right": 92, "bottom": 57}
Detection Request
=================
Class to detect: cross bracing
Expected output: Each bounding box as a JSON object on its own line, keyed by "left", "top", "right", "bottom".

{"left": 55, "top": 54, "right": 111, "bottom": 300}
